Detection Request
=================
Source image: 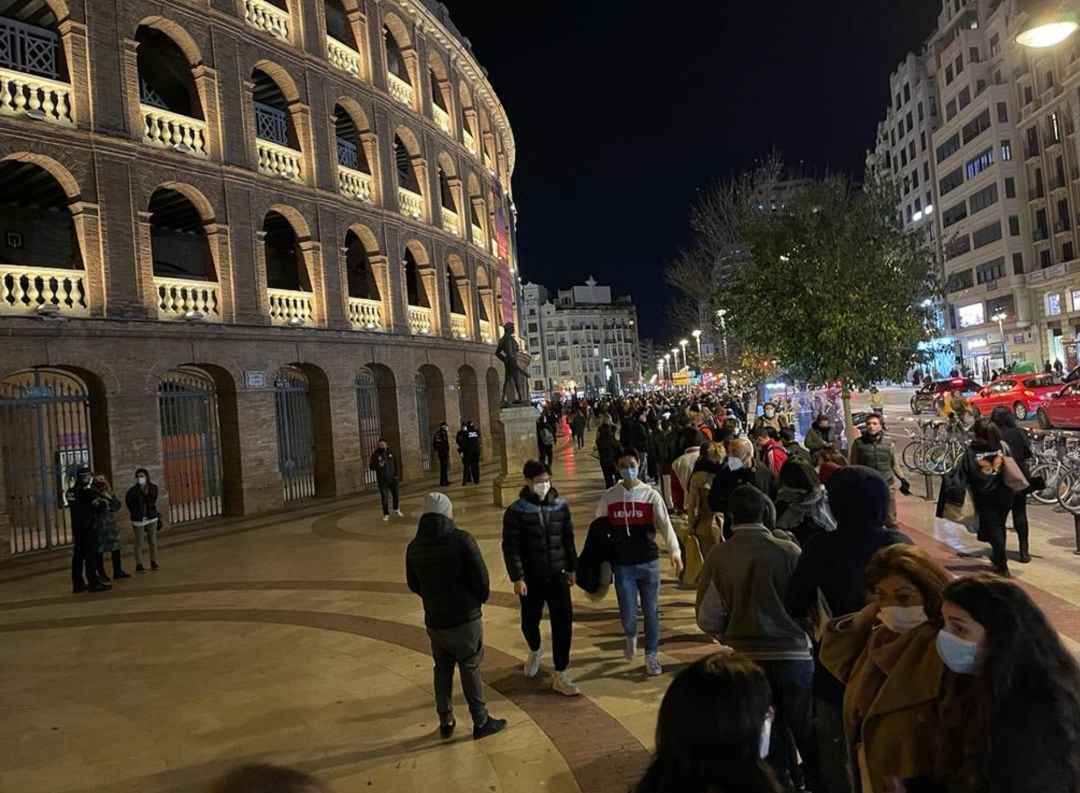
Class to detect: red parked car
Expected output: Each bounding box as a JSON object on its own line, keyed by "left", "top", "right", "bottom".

{"left": 1037, "top": 380, "right": 1080, "bottom": 429}
{"left": 970, "top": 374, "right": 1061, "bottom": 421}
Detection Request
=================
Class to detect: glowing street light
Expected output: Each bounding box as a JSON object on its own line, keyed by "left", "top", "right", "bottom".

{"left": 672, "top": 347, "right": 680, "bottom": 371}
{"left": 679, "top": 338, "right": 689, "bottom": 368}
{"left": 692, "top": 328, "right": 703, "bottom": 365}
{"left": 992, "top": 311, "right": 1009, "bottom": 364}
{"left": 1016, "top": 1, "right": 1079, "bottom": 48}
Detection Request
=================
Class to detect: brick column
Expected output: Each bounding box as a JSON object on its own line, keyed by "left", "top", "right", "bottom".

{"left": 369, "top": 253, "right": 394, "bottom": 331}
{"left": 192, "top": 65, "right": 222, "bottom": 161}
{"left": 121, "top": 38, "right": 143, "bottom": 144}
{"left": 59, "top": 20, "right": 91, "bottom": 128}
{"left": 359, "top": 130, "right": 381, "bottom": 206}
{"left": 204, "top": 223, "right": 235, "bottom": 323}
{"left": 234, "top": 387, "right": 286, "bottom": 513}
{"left": 71, "top": 201, "right": 105, "bottom": 318}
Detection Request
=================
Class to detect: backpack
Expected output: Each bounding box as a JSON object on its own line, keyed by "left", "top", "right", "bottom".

{"left": 540, "top": 427, "right": 554, "bottom": 446}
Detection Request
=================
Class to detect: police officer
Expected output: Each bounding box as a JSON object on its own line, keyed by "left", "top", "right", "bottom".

{"left": 463, "top": 420, "right": 482, "bottom": 485}
{"left": 456, "top": 422, "right": 472, "bottom": 485}
{"left": 68, "top": 464, "right": 109, "bottom": 593}
{"left": 433, "top": 421, "right": 451, "bottom": 486}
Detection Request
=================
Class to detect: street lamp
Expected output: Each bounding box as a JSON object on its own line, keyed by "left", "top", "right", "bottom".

{"left": 679, "top": 338, "right": 689, "bottom": 369}
{"left": 663, "top": 353, "right": 671, "bottom": 389}
{"left": 716, "top": 309, "right": 729, "bottom": 361}
{"left": 992, "top": 311, "right": 1009, "bottom": 366}
{"left": 692, "top": 328, "right": 703, "bottom": 366}
{"left": 672, "top": 347, "right": 681, "bottom": 372}
{"left": 1016, "top": 1, "right": 1079, "bottom": 48}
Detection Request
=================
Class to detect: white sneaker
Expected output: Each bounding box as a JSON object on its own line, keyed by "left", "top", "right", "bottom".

{"left": 552, "top": 670, "right": 581, "bottom": 697}
{"left": 382, "top": 515, "right": 390, "bottom": 522}
{"left": 394, "top": 509, "right": 405, "bottom": 517}
{"left": 623, "top": 635, "right": 637, "bottom": 661}
{"left": 523, "top": 647, "right": 543, "bottom": 678}
{"left": 645, "top": 653, "right": 663, "bottom": 676}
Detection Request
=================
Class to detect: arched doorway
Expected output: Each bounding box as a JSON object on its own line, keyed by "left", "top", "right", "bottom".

{"left": 458, "top": 365, "right": 479, "bottom": 426}
{"left": 158, "top": 367, "right": 224, "bottom": 524}
{"left": 414, "top": 365, "right": 446, "bottom": 473}
{"left": 0, "top": 368, "right": 101, "bottom": 553}
{"left": 274, "top": 366, "right": 315, "bottom": 501}
{"left": 356, "top": 368, "right": 381, "bottom": 485}
{"left": 413, "top": 372, "right": 431, "bottom": 472}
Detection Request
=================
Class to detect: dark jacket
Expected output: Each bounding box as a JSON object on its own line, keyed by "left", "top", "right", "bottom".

{"left": 850, "top": 431, "right": 897, "bottom": 484}
{"left": 66, "top": 482, "right": 97, "bottom": 533}
{"left": 623, "top": 421, "right": 650, "bottom": 456}
{"left": 92, "top": 492, "right": 122, "bottom": 553}
{"left": 405, "top": 513, "right": 490, "bottom": 629}
{"left": 368, "top": 448, "right": 399, "bottom": 484}
{"left": 502, "top": 486, "right": 577, "bottom": 583}
{"left": 709, "top": 461, "right": 778, "bottom": 534}
{"left": 997, "top": 424, "right": 1033, "bottom": 475}
{"left": 461, "top": 424, "right": 482, "bottom": 454}
{"left": 432, "top": 428, "right": 450, "bottom": 459}
{"left": 575, "top": 516, "right": 614, "bottom": 596}
{"left": 125, "top": 481, "right": 160, "bottom": 522}
{"left": 596, "top": 424, "right": 620, "bottom": 467}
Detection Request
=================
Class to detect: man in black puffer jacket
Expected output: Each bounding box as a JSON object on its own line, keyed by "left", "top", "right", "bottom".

{"left": 406, "top": 492, "right": 506, "bottom": 741}
{"left": 502, "top": 460, "right": 580, "bottom": 697}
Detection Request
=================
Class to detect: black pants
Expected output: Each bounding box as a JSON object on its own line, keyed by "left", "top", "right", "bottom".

{"left": 519, "top": 576, "right": 574, "bottom": 672}
{"left": 573, "top": 430, "right": 585, "bottom": 449}
{"left": 539, "top": 444, "right": 553, "bottom": 467}
{"left": 97, "top": 549, "right": 123, "bottom": 579}
{"left": 601, "top": 462, "right": 617, "bottom": 489}
{"left": 438, "top": 454, "right": 450, "bottom": 486}
{"left": 1009, "top": 490, "right": 1029, "bottom": 555}
{"left": 976, "top": 493, "right": 1011, "bottom": 568}
{"left": 463, "top": 452, "right": 480, "bottom": 484}
{"left": 379, "top": 480, "right": 400, "bottom": 515}
{"left": 71, "top": 527, "right": 99, "bottom": 589}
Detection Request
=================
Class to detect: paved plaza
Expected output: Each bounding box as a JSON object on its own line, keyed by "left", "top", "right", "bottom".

{"left": 1, "top": 422, "right": 1079, "bottom": 793}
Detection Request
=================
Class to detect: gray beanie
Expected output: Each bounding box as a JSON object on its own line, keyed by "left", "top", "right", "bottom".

{"left": 422, "top": 492, "right": 453, "bottom": 519}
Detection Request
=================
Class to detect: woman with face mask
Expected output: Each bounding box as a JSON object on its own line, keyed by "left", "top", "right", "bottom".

{"left": 898, "top": 574, "right": 1080, "bottom": 793}
{"left": 820, "top": 545, "right": 952, "bottom": 793}
{"left": 634, "top": 652, "right": 784, "bottom": 793}
{"left": 501, "top": 460, "right": 581, "bottom": 697}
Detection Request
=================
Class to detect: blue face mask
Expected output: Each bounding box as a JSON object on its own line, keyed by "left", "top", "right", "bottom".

{"left": 936, "top": 629, "right": 980, "bottom": 674}
{"left": 619, "top": 466, "right": 638, "bottom": 483}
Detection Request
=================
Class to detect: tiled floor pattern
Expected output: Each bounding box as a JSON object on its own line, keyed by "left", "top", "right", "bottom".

{"left": 2, "top": 438, "right": 1079, "bottom": 792}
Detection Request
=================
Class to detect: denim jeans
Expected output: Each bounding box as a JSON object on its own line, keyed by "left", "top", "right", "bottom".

{"left": 613, "top": 559, "right": 661, "bottom": 654}
{"left": 379, "top": 480, "right": 399, "bottom": 516}
{"left": 758, "top": 658, "right": 822, "bottom": 792}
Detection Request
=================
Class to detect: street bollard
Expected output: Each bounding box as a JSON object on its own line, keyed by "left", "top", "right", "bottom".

{"left": 1074, "top": 513, "right": 1080, "bottom": 557}
{"left": 924, "top": 473, "right": 934, "bottom": 502}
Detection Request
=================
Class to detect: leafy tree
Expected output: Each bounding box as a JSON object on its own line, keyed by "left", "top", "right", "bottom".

{"left": 720, "top": 172, "right": 940, "bottom": 443}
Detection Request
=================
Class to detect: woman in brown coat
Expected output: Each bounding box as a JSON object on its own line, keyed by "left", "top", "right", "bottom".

{"left": 684, "top": 441, "right": 725, "bottom": 563}
{"left": 820, "top": 545, "right": 952, "bottom": 793}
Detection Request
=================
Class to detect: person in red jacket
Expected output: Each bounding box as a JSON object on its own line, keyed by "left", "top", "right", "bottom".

{"left": 750, "top": 426, "right": 788, "bottom": 477}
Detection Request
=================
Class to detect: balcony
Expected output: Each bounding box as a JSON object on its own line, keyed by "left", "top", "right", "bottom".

{"left": 387, "top": 72, "right": 413, "bottom": 107}
{"left": 397, "top": 186, "right": 423, "bottom": 219}
{"left": 1051, "top": 175, "right": 1068, "bottom": 192}
{"left": 141, "top": 106, "right": 208, "bottom": 158}
{"left": 257, "top": 139, "right": 302, "bottom": 181}
{"left": 479, "top": 319, "right": 493, "bottom": 343}
{"left": 1025, "top": 145, "right": 1041, "bottom": 160}
{"left": 1055, "top": 220, "right": 1071, "bottom": 234}
{"left": 347, "top": 297, "right": 383, "bottom": 330}
{"left": 450, "top": 312, "right": 469, "bottom": 339}
{"left": 1034, "top": 226, "right": 1050, "bottom": 241}
{"left": 0, "top": 265, "right": 87, "bottom": 316}
{"left": 440, "top": 207, "right": 461, "bottom": 236}
{"left": 463, "top": 129, "right": 477, "bottom": 155}
{"left": 432, "top": 104, "right": 450, "bottom": 134}
{"left": 483, "top": 151, "right": 494, "bottom": 174}
{"left": 338, "top": 165, "right": 373, "bottom": 202}
{"left": 244, "top": 0, "right": 290, "bottom": 41}
{"left": 471, "top": 223, "right": 485, "bottom": 249}
{"left": 0, "top": 68, "right": 72, "bottom": 126}
{"left": 326, "top": 36, "right": 360, "bottom": 76}
{"left": 155, "top": 277, "right": 220, "bottom": 321}
{"left": 267, "top": 288, "right": 313, "bottom": 326}
{"left": 407, "top": 304, "right": 433, "bottom": 335}
{"left": 1029, "top": 188, "right": 1046, "bottom": 200}
{"left": 490, "top": 235, "right": 499, "bottom": 258}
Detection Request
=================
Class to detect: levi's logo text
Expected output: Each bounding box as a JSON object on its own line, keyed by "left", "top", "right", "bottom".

{"left": 607, "top": 502, "right": 654, "bottom": 525}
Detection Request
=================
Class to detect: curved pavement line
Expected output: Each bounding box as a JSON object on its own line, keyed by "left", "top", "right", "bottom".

{"left": 0, "top": 607, "right": 651, "bottom": 793}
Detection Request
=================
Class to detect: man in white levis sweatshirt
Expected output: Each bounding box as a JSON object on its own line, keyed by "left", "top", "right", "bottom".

{"left": 594, "top": 447, "right": 683, "bottom": 675}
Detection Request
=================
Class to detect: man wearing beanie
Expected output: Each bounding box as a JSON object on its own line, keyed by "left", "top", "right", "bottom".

{"left": 405, "top": 492, "right": 506, "bottom": 741}
{"left": 502, "top": 460, "right": 580, "bottom": 696}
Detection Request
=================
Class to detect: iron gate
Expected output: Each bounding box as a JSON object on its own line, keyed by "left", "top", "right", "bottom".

{"left": 159, "top": 368, "right": 224, "bottom": 524}
{"left": 356, "top": 369, "right": 381, "bottom": 485}
{"left": 414, "top": 372, "right": 431, "bottom": 472}
{"left": 0, "top": 368, "right": 92, "bottom": 554}
{"left": 275, "top": 366, "right": 316, "bottom": 501}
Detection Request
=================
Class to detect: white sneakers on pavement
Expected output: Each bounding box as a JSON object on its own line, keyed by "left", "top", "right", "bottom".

{"left": 381, "top": 515, "right": 390, "bottom": 522}
{"left": 623, "top": 634, "right": 637, "bottom": 661}
{"left": 552, "top": 670, "right": 581, "bottom": 697}
{"left": 523, "top": 646, "right": 543, "bottom": 679}
{"left": 393, "top": 509, "right": 404, "bottom": 517}
{"left": 645, "top": 653, "right": 663, "bottom": 676}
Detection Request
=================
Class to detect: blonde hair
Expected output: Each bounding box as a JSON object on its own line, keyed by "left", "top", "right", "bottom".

{"left": 701, "top": 440, "right": 727, "bottom": 465}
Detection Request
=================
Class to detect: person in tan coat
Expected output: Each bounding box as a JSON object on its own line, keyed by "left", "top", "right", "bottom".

{"left": 684, "top": 441, "right": 726, "bottom": 572}
{"left": 820, "top": 545, "right": 951, "bottom": 793}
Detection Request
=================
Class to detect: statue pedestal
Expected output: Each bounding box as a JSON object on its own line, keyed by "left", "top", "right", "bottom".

{"left": 492, "top": 405, "right": 537, "bottom": 507}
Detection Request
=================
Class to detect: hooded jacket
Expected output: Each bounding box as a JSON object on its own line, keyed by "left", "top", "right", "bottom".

{"left": 502, "top": 486, "right": 578, "bottom": 583}
{"left": 593, "top": 481, "right": 681, "bottom": 566}
{"left": 125, "top": 479, "right": 160, "bottom": 523}
{"left": 405, "top": 513, "right": 490, "bottom": 629}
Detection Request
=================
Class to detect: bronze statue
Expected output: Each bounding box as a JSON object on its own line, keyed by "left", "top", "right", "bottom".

{"left": 495, "top": 322, "right": 528, "bottom": 405}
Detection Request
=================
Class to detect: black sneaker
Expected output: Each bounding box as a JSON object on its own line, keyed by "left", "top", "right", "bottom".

{"left": 439, "top": 719, "right": 456, "bottom": 739}
{"left": 136, "top": 564, "right": 146, "bottom": 573}
{"left": 151, "top": 562, "right": 159, "bottom": 571}
{"left": 72, "top": 584, "right": 87, "bottom": 594}
{"left": 473, "top": 716, "right": 507, "bottom": 740}
{"left": 88, "top": 583, "right": 112, "bottom": 593}
{"left": 99, "top": 573, "right": 110, "bottom": 582}
{"left": 114, "top": 571, "right": 131, "bottom": 580}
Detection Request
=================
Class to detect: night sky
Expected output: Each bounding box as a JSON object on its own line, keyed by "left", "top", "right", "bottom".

{"left": 444, "top": 1, "right": 943, "bottom": 340}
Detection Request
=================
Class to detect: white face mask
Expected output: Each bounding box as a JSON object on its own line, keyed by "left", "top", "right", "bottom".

{"left": 136, "top": 476, "right": 147, "bottom": 486}
{"left": 759, "top": 712, "right": 774, "bottom": 759}
{"left": 531, "top": 481, "right": 551, "bottom": 499}
{"left": 878, "top": 605, "right": 929, "bottom": 634}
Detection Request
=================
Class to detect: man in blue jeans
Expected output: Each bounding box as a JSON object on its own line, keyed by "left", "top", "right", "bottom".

{"left": 696, "top": 485, "right": 822, "bottom": 791}
{"left": 594, "top": 448, "right": 683, "bottom": 675}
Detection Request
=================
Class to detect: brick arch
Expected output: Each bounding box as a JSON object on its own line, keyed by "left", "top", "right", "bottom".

{"left": 436, "top": 150, "right": 457, "bottom": 179}
{"left": 381, "top": 9, "right": 413, "bottom": 52}
{"left": 265, "top": 203, "right": 313, "bottom": 242}
{"left": 334, "top": 96, "right": 371, "bottom": 133}
{"left": 346, "top": 222, "right": 381, "bottom": 255}
{"left": 251, "top": 59, "right": 302, "bottom": 104}
{"left": 402, "top": 238, "right": 430, "bottom": 268}
{"left": 288, "top": 361, "right": 337, "bottom": 498}
{"left": 148, "top": 181, "right": 217, "bottom": 224}
{"left": 135, "top": 16, "right": 204, "bottom": 66}
{"left": 393, "top": 124, "right": 422, "bottom": 157}
{"left": 0, "top": 152, "right": 82, "bottom": 202}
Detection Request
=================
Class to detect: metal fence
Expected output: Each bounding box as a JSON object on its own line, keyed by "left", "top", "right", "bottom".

{"left": 159, "top": 368, "right": 224, "bottom": 524}
{"left": 356, "top": 369, "right": 381, "bottom": 485}
{"left": 274, "top": 366, "right": 315, "bottom": 501}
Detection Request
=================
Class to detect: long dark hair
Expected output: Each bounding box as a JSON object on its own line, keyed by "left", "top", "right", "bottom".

{"left": 970, "top": 418, "right": 1002, "bottom": 449}
{"left": 634, "top": 654, "right": 782, "bottom": 793}
{"left": 943, "top": 574, "right": 1080, "bottom": 793}
{"left": 988, "top": 405, "right": 1018, "bottom": 429}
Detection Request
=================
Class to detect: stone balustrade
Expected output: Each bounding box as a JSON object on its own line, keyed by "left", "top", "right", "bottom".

{"left": 155, "top": 277, "right": 220, "bottom": 321}
{"left": 450, "top": 312, "right": 468, "bottom": 339}
{"left": 441, "top": 207, "right": 461, "bottom": 236}
{"left": 0, "top": 67, "right": 72, "bottom": 126}
{"left": 408, "top": 305, "right": 433, "bottom": 335}
{"left": 326, "top": 36, "right": 360, "bottom": 75}
{"left": 472, "top": 223, "right": 485, "bottom": 248}
{"left": 267, "top": 288, "right": 313, "bottom": 326}
{"left": 433, "top": 104, "right": 450, "bottom": 134}
{"left": 338, "top": 165, "right": 373, "bottom": 202}
{"left": 479, "top": 319, "right": 493, "bottom": 343}
{"left": 0, "top": 264, "right": 87, "bottom": 315}
{"left": 257, "top": 138, "right": 303, "bottom": 181}
{"left": 141, "top": 106, "right": 208, "bottom": 157}
{"left": 463, "top": 129, "right": 477, "bottom": 155}
{"left": 348, "top": 297, "right": 383, "bottom": 330}
{"left": 398, "top": 186, "right": 424, "bottom": 219}
{"left": 244, "top": 0, "right": 290, "bottom": 41}
{"left": 387, "top": 72, "right": 414, "bottom": 107}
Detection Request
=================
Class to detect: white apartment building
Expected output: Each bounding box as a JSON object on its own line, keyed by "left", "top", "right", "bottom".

{"left": 521, "top": 278, "right": 641, "bottom": 396}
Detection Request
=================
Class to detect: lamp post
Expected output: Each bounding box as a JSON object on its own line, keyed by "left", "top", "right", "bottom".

{"left": 692, "top": 328, "right": 703, "bottom": 366}
{"left": 1016, "top": 1, "right": 1079, "bottom": 48}
{"left": 663, "top": 353, "right": 671, "bottom": 390}
{"left": 992, "top": 311, "right": 1008, "bottom": 368}
{"left": 679, "top": 339, "right": 690, "bottom": 391}
{"left": 716, "top": 309, "right": 729, "bottom": 361}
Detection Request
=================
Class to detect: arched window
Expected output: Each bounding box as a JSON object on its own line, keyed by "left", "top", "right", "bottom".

{"left": 0, "top": 1, "right": 72, "bottom": 124}
{"left": 429, "top": 60, "right": 451, "bottom": 135}
{"left": 383, "top": 21, "right": 414, "bottom": 106}
{"left": 334, "top": 104, "right": 373, "bottom": 202}
{"left": 394, "top": 132, "right": 424, "bottom": 219}
{"left": 136, "top": 25, "right": 207, "bottom": 157}
{"left": 446, "top": 265, "right": 465, "bottom": 315}
{"left": 252, "top": 67, "right": 302, "bottom": 180}
{"left": 148, "top": 188, "right": 213, "bottom": 280}
{"left": 344, "top": 230, "right": 379, "bottom": 301}
{"left": 324, "top": 0, "right": 361, "bottom": 76}
{"left": 263, "top": 210, "right": 308, "bottom": 292}
{"left": 404, "top": 248, "right": 428, "bottom": 308}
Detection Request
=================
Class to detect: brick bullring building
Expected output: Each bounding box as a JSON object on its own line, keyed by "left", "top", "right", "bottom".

{"left": 0, "top": 0, "right": 520, "bottom": 558}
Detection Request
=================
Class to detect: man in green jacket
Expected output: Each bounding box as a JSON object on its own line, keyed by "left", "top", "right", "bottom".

{"left": 849, "top": 413, "right": 909, "bottom": 528}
